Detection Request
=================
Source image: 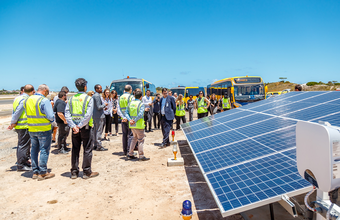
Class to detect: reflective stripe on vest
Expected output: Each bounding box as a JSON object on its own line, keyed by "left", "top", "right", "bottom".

{"left": 197, "top": 98, "right": 208, "bottom": 114}
{"left": 13, "top": 95, "right": 28, "bottom": 129}
{"left": 69, "top": 93, "right": 90, "bottom": 125}
{"left": 24, "top": 95, "right": 51, "bottom": 132}
{"left": 128, "top": 100, "right": 145, "bottom": 129}
{"left": 222, "top": 98, "right": 231, "bottom": 109}
{"left": 176, "top": 103, "right": 186, "bottom": 117}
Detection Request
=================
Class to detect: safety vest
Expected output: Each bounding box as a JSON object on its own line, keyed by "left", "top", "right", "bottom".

{"left": 24, "top": 95, "right": 52, "bottom": 132}
{"left": 89, "top": 117, "right": 93, "bottom": 127}
{"left": 197, "top": 98, "right": 208, "bottom": 114}
{"left": 13, "top": 95, "right": 28, "bottom": 129}
{"left": 69, "top": 93, "right": 91, "bottom": 125}
{"left": 176, "top": 103, "right": 186, "bottom": 117}
{"left": 119, "top": 93, "right": 134, "bottom": 116}
{"left": 128, "top": 100, "right": 145, "bottom": 129}
{"left": 222, "top": 98, "right": 231, "bottom": 109}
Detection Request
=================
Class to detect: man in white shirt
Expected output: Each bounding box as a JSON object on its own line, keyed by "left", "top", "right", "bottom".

{"left": 142, "top": 90, "right": 153, "bottom": 132}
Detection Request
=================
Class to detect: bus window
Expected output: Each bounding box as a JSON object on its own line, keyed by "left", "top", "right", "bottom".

{"left": 187, "top": 88, "right": 201, "bottom": 97}
{"left": 147, "top": 83, "right": 156, "bottom": 96}
{"left": 110, "top": 81, "right": 143, "bottom": 95}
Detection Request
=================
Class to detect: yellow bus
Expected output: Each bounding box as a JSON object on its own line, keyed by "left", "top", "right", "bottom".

{"left": 207, "top": 76, "right": 267, "bottom": 107}
{"left": 170, "top": 86, "right": 205, "bottom": 102}
{"left": 109, "top": 77, "right": 157, "bottom": 97}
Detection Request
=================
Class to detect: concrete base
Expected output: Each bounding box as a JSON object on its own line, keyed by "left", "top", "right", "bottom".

{"left": 167, "top": 157, "right": 184, "bottom": 166}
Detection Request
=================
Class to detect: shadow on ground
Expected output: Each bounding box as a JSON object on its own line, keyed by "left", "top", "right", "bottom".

{"left": 178, "top": 140, "right": 233, "bottom": 220}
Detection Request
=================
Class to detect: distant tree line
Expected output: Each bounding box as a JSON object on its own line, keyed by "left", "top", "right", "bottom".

{"left": 306, "top": 81, "right": 340, "bottom": 86}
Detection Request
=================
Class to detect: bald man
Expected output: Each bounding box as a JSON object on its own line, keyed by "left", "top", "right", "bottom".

{"left": 8, "top": 84, "right": 35, "bottom": 171}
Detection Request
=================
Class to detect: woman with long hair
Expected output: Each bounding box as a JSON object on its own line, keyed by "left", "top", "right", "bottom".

{"left": 111, "top": 90, "right": 119, "bottom": 137}
{"left": 175, "top": 94, "right": 186, "bottom": 130}
{"left": 101, "top": 89, "right": 113, "bottom": 141}
{"left": 210, "top": 93, "right": 218, "bottom": 115}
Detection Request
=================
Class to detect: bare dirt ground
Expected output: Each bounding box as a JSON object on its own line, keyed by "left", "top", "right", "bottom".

{"left": 0, "top": 110, "right": 243, "bottom": 220}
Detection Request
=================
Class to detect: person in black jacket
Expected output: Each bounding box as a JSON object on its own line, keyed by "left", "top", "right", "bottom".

{"left": 209, "top": 93, "right": 218, "bottom": 115}
{"left": 152, "top": 93, "right": 161, "bottom": 129}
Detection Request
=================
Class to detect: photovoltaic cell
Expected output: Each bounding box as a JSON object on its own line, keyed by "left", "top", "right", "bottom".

{"left": 190, "top": 130, "right": 247, "bottom": 154}
{"left": 197, "top": 139, "right": 275, "bottom": 173}
{"left": 181, "top": 91, "right": 340, "bottom": 217}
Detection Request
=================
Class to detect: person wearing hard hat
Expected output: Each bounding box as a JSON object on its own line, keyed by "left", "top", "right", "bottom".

{"left": 23, "top": 84, "right": 55, "bottom": 181}
{"left": 8, "top": 84, "right": 35, "bottom": 172}
{"left": 65, "top": 78, "right": 99, "bottom": 180}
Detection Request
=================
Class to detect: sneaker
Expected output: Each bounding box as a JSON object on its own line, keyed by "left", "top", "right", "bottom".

{"left": 83, "top": 172, "right": 99, "bottom": 179}
{"left": 71, "top": 174, "right": 78, "bottom": 179}
{"left": 95, "top": 147, "right": 108, "bottom": 151}
{"left": 58, "top": 149, "right": 69, "bottom": 154}
{"left": 17, "top": 165, "right": 32, "bottom": 172}
{"left": 38, "top": 172, "right": 55, "bottom": 181}
{"left": 32, "top": 174, "right": 39, "bottom": 179}
{"left": 127, "top": 155, "right": 138, "bottom": 160}
{"left": 52, "top": 140, "right": 56, "bottom": 143}
{"left": 149, "top": 130, "right": 153, "bottom": 132}
{"left": 116, "top": 133, "right": 119, "bottom": 137}
{"left": 139, "top": 157, "right": 150, "bottom": 161}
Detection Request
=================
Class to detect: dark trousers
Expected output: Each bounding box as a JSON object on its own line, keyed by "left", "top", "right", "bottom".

{"left": 57, "top": 123, "right": 70, "bottom": 150}
{"left": 71, "top": 127, "right": 92, "bottom": 175}
{"left": 153, "top": 112, "right": 161, "bottom": 129}
{"left": 144, "top": 110, "right": 152, "bottom": 130}
{"left": 112, "top": 113, "right": 119, "bottom": 133}
{"left": 104, "top": 114, "right": 112, "bottom": 134}
{"left": 16, "top": 129, "right": 31, "bottom": 168}
{"left": 121, "top": 121, "right": 132, "bottom": 154}
{"left": 161, "top": 115, "right": 172, "bottom": 145}
{"left": 93, "top": 118, "right": 105, "bottom": 148}
{"left": 198, "top": 112, "right": 208, "bottom": 119}
{"left": 175, "top": 116, "right": 186, "bottom": 130}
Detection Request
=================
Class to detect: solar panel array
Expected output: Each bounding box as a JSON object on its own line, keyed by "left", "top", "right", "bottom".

{"left": 181, "top": 91, "right": 340, "bottom": 217}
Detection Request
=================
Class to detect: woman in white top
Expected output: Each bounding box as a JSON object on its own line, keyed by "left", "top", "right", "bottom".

{"left": 101, "top": 89, "right": 113, "bottom": 140}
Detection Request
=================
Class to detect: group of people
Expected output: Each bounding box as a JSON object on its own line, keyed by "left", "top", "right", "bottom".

{"left": 8, "top": 77, "right": 234, "bottom": 181}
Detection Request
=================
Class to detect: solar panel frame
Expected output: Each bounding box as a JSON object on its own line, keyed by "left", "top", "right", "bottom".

{"left": 181, "top": 91, "right": 340, "bottom": 217}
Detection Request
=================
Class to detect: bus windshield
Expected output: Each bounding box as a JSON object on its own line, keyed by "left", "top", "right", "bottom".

{"left": 110, "top": 81, "right": 143, "bottom": 95}
{"left": 171, "top": 89, "right": 185, "bottom": 96}
{"left": 234, "top": 84, "right": 265, "bottom": 101}
{"left": 187, "top": 88, "right": 201, "bottom": 97}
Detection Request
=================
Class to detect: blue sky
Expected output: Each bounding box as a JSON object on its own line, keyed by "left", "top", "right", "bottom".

{"left": 0, "top": 0, "right": 339, "bottom": 91}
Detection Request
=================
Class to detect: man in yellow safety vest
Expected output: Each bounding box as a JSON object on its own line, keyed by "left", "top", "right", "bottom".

{"left": 23, "top": 84, "right": 55, "bottom": 181}
{"left": 126, "top": 90, "right": 150, "bottom": 161}
{"left": 117, "top": 84, "right": 134, "bottom": 155}
{"left": 8, "top": 84, "right": 35, "bottom": 172}
{"left": 65, "top": 78, "right": 99, "bottom": 180}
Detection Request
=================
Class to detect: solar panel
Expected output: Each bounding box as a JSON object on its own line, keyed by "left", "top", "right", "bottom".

{"left": 181, "top": 91, "right": 340, "bottom": 217}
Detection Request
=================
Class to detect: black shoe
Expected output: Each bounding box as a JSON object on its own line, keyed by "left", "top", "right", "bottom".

{"left": 160, "top": 143, "right": 168, "bottom": 148}
{"left": 127, "top": 155, "right": 138, "bottom": 160}
{"left": 65, "top": 147, "right": 71, "bottom": 152}
{"left": 58, "top": 149, "right": 69, "bottom": 154}
{"left": 95, "top": 147, "right": 108, "bottom": 151}
{"left": 149, "top": 130, "right": 153, "bottom": 132}
{"left": 17, "top": 165, "right": 32, "bottom": 172}
{"left": 145, "top": 130, "right": 149, "bottom": 133}
{"left": 94, "top": 146, "right": 97, "bottom": 150}
{"left": 52, "top": 140, "right": 56, "bottom": 143}
{"left": 139, "top": 157, "right": 150, "bottom": 161}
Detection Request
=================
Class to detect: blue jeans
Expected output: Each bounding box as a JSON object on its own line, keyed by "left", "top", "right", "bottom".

{"left": 29, "top": 130, "right": 52, "bottom": 175}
